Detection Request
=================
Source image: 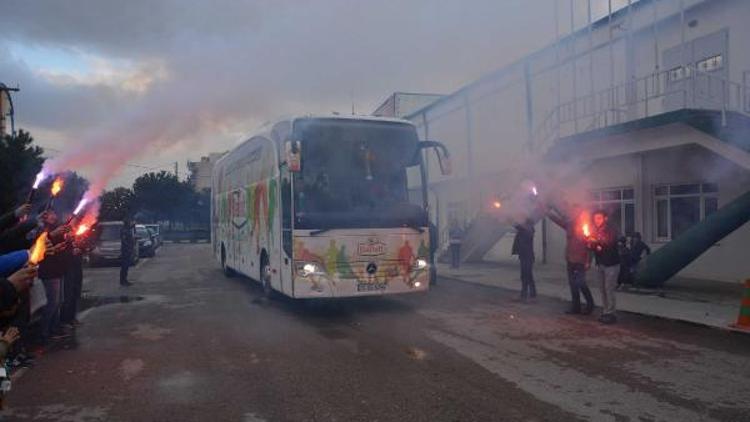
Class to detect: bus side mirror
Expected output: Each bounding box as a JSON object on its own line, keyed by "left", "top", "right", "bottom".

{"left": 415, "top": 140, "right": 451, "bottom": 176}
{"left": 435, "top": 146, "right": 451, "bottom": 176}
{"left": 285, "top": 141, "right": 301, "bottom": 172}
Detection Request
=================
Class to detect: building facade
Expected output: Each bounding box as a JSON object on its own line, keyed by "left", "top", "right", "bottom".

{"left": 188, "top": 152, "right": 226, "bottom": 192}
{"left": 404, "top": 0, "right": 750, "bottom": 283}
{"left": 373, "top": 92, "right": 443, "bottom": 118}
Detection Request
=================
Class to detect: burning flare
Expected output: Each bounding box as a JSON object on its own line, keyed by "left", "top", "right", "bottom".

{"left": 75, "top": 224, "right": 90, "bottom": 236}
{"left": 582, "top": 223, "right": 591, "bottom": 238}
{"left": 492, "top": 200, "right": 502, "bottom": 209}
{"left": 28, "top": 232, "right": 48, "bottom": 265}
{"left": 75, "top": 212, "right": 97, "bottom": 237}
{"left": 531, "top": 186, "right": 538, "bottom": 196}
{"left": 73, "top": 198, "right": 88, "bottom": 215}
{"left": 33, "top": 171, "right": 46, "bottom": 189}
{"left": 51, "top": 177, "right": 64, "bottom": 197}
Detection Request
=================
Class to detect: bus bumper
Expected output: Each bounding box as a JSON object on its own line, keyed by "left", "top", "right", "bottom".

{"left": 292, "top": 269, "right": 430, "bottom": 299}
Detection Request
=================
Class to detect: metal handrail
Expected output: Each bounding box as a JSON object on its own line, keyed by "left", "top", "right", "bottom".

{"left": 531, "top": 64, "right": 750, "bottom": 154}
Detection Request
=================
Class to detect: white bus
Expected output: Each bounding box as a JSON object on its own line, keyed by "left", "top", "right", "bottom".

{"left": 211, "top": 115, "right": 450, "bottom": 299}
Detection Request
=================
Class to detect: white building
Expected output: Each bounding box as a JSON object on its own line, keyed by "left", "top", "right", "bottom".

{"left": 404, "top": 0, "right": 750, "bottom": 283}
{"left": 373, "top": 92, "right": 444, "bottom": 118}
{"left": 188, "top": 152, "right": 226, "bottom": 191}
{"left": 0, "top": 83, "right": 17, "bottom": 137}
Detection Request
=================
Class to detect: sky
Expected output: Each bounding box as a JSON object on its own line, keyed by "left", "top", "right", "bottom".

{"left": 0, "top": 0, "right": 634, "bottom": 191}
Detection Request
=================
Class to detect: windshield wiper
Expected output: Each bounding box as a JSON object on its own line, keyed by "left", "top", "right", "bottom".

{"left": 310, "top": 228, "right": 333, "bottom": 236}
{"left": 403, "top": 223, "right": 425, "bottom": 233}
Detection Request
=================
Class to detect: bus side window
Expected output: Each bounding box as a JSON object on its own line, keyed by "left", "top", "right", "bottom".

{"left": 282, "top": 173, "right": 293, "bottom": 258}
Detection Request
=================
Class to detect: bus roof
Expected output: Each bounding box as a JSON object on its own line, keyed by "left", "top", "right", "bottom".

{"left": 290, "top": 114, "right": 415, "bottom": 126}
{"left": 215, "top": 114, "right": 417, "bottom": 170}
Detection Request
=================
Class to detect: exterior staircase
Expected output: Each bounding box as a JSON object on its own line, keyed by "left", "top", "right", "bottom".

{"left": 437, "top": 214, "right": 511, "bottom": 264}
{"left": 529, "top": 65, "right": 750, "bottom": 286}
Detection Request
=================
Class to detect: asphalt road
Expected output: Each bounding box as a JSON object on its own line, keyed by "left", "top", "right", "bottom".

{"left": 3, "top": 244, "right": 749, "bottom": 422}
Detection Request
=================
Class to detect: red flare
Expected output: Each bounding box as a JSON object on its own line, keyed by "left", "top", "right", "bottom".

{"left": 51, "top": 177, "right": 64, "bottom": 197}
{"left": 29, "top": 232, "right": 48, "bottom": 265}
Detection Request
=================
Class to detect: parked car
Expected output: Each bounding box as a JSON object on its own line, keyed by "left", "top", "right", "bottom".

{"left": 135, "top": 224, "right": 156, "bottom": 258}
{"left": 89, "top": 221, "right": 139, "bottom": 266}
{"left": 144, "top": 224, "right": 162, "bottom": 248}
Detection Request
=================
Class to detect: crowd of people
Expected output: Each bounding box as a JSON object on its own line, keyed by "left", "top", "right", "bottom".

{"left": 445, "top": 191, "right": 653, "bottom": 326}
{"left": 514, "top": 203, "right": 652, "bottom": 325}
{"left": 0, "top": 201, "right": 95, "bottom": 405}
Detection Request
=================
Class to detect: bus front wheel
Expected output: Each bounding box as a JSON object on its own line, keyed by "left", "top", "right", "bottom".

{"left": 221, "top": 245, "right": 235, "bottom": 278}
{"left": 260, "top": 252, "right": 273, "bottom": 299}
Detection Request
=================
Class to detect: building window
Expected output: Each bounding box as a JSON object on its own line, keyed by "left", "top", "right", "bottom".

{"left": 654, "top": 183, "right": 718, "bottom": 241}
{"left": 668, "top": 66, "right": 692, "bottom": 82}
{"left": 696, "top": 54, "right": 723, "bottom": 73}
{"left": 589, "top": 187, "right": 635, "bottom": 236}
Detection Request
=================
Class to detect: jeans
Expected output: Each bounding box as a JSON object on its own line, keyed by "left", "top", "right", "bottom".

{"left": 519, "top": 255, "right": 536, "bottom": 299}
{"left": 595, "top": 264, "right": 619, "bottom": 315}
{"left": 41, "top": 277, "right": 62, "bottom": 342}
{"left": 449, "top": 244, "right": 461, "bottom": 268}
{"left": 567, "top": 263, "right": 594, "bottom": 311}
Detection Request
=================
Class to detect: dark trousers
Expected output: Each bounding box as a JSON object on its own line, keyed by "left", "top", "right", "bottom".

{"left": 567, "top": 263, "right": 594, "bottom": 312}
{"left": 618, "top": 262, "right": 631, "bottom": 286}
{"left": 519, "top": 255, "right": 536, "bottom": 298}
{"left": 41, "top": 277, "right": 62, "bottom": 342}
{"left": 120, "top": 253, "right": 131, "bottom": 284}
{"left": 8, "top": 290, "right": 31, "bottom": 353}
{"left": 450, "top": 244, "right": 461, "bottom": 268}
{"left": 61, "top": 261, "right": 83, "bottom": 323}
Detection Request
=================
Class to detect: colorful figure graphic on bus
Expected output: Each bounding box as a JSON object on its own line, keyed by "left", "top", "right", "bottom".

{"left": 245, "top": 185, "right": 255, "bottom": 223}
{"left": 325, "top": 239, "right": 338, "bottom": 276}
{"left": 294, "top": 239, "right": 325, "bottom": 291}
{"left": 418, "top": 239, "right": 429, "bottom": 261}
{"left": 336, "top": 245, "right": 356, "bottom": 281}
{"left": 398, "top": 240, "right": 415, "bottom": 286}
{"left": 267, "top": 178, "right": 277, "bottom": 245}
{"left": 253, "top": 182, "right": 268, "bottom": 253}
{"left": 294, "top": 239, "right": 323, "bottom": 264}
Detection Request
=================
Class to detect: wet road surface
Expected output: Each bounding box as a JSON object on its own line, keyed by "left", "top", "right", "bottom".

{"left": 3, "top": 244, "right": 750, "bottom": 421}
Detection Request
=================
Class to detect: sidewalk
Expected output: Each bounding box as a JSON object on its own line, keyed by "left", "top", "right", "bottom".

{"left": 437, "top": 260, "right": 747, "bottom": 333}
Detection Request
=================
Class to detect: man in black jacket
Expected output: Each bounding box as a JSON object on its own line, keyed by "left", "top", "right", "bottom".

{"left": 37, "top": 210, "right": 71, "bottom": 344}
{"left": 0, "top": 204, "right": 31, "bottom": 233}
{"left": 588, "top": 210, "right": 620, "bottom": 324}
{"left": 512, "top": 218, "right": 536, "bottom": 302}
{"left": 120, "top": 218, "right": 135, "bottom": 286}
{"left": 0, "top": 204, "right": 34, "bottom": 254}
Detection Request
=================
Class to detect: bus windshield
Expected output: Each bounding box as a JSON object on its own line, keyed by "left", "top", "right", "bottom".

{"left": 293, "top": 118, "right": 425, "bottom": 229}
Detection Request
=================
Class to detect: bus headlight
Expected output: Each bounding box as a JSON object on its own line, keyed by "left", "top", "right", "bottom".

{"left": 415, "top": 259, "right": 428, "bottom": 270}
{"left": 298, "top": 262, "right": 322, "bottom": 277}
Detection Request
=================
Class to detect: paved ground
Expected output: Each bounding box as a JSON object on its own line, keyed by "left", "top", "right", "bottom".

{"left": 438, "top": 261, "right": 746, "bottom": 331}
{"left": 3, "top": 244, "right": 750, "bottom": 422}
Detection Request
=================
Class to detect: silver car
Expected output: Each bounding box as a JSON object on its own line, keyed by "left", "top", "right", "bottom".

{"left": 89, "top": 221, "right": 139, "bottom": 266}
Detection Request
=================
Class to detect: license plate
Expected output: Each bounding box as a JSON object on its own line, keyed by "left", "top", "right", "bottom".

{"left": 357, "top": 282, "right": 387, "bottom": 292}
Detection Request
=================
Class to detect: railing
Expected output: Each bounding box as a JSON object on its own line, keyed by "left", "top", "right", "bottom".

{"left": 531, "top": 65, "right": 750, "bottom": 154}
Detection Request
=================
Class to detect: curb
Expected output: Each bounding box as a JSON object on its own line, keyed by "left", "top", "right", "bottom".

{"left": 438, "top": 273, "right": 749, "bottom": 335}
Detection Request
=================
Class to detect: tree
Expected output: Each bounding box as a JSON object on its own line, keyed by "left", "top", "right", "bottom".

{"left": 99, "top": 187, "right": 135, "bottom": 221}
{"left": 133, "top": 171, "right": 189, "bottom": 225}
{"left": 39, "top": 171, "right": 90, "bottom": 217}
{"left": 0, "top": 130, "right": 44, "bottom": 212}
{"left": 130, "top": 170, "right": 210, "bottom": 228}
{"left": 175, "top": 187, "right": 210, "bottom": 228}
